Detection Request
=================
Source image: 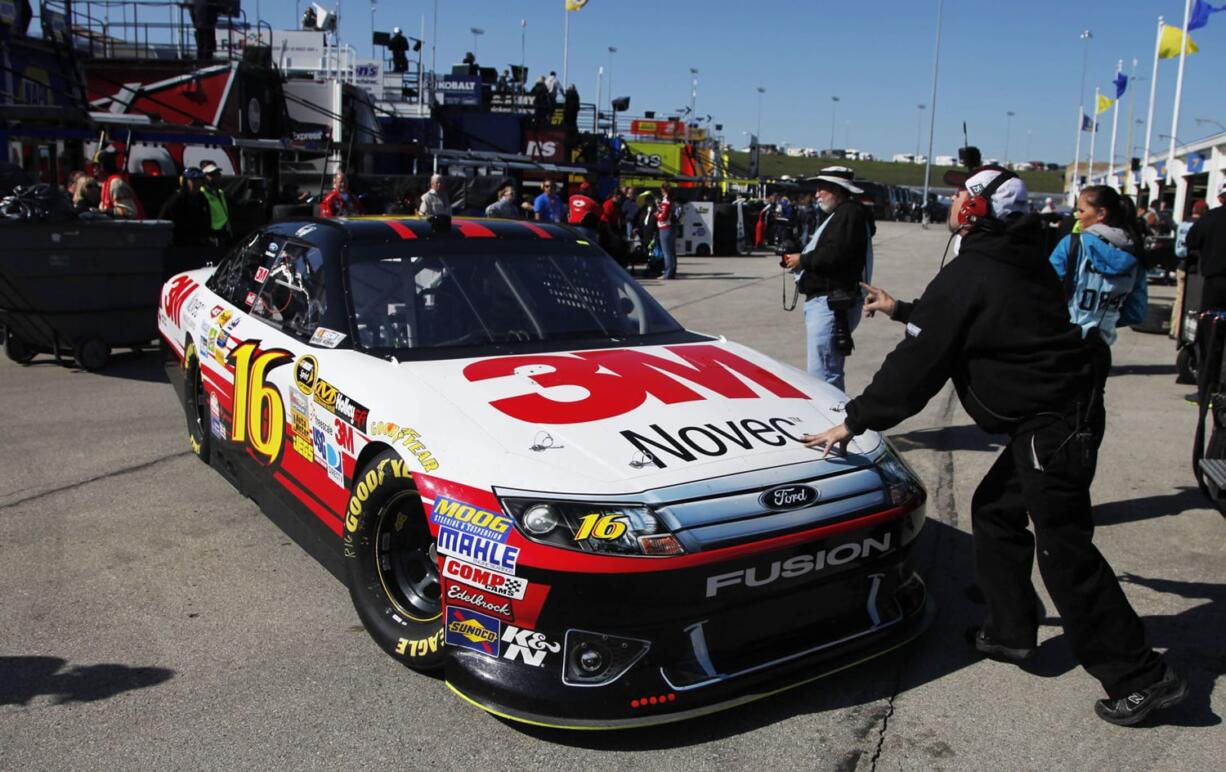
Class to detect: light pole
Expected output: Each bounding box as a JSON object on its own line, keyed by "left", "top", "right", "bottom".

{"left": 1025, "top": 128, "right": 1032, "bottom": 162}
{"left": 1004, "top": 110, "right": 1015, "bottom": 166}
{"left": 756, "top": 87, "right": 766, "bottom": 141}
{"left": 519, "top": 20, "right": 526, "bottom": 90}
{"left": 470, "top": 27, "right": 484, "bottom": 58}
{"left": 915, "top": 104, "right": 925, "bottom": 161}
{"left": 687, "top": 67, "right": 698, "bottom": 143}
{"left": 1072, "top": 29, "right": 1093, "bottom": 196}
{"left": 844, "top": 119, "right": 851, "bottom": 149}
{"left": 829, "top": 95, "right": 840, "bottom": 153}
{"left": 607, "top": 46, "right": 617, "bottom": 115}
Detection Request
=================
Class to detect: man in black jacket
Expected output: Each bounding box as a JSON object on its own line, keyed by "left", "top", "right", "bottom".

{"left": 804, "top": 167, "right": 1186, "bottom": 726}
{"left": 782, "top": 166, "right": 874, "bottom": 391}
{"left": 1187, "top": 178, "right": 1226, "bottom": 308}
{"left": 159, "top": 166, "right": 211, "bottom": 247}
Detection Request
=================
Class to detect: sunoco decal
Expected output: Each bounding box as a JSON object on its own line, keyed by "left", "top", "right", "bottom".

{"left": 437, "top": 527, "right": 519, "bottom": 573}
{"left": 445, "top": 606, "right": 501, "bottom": 657}
{"left": 704, "top": 534, "right": 892, "bottom": 597}
{"left": 430, "top": 498, "right": 512, "bottom": 543}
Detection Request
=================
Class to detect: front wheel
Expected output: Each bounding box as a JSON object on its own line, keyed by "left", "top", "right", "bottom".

{"left": 1177, "top": 346, "right": 1198, "bottom": 385}
{"left": 344, "top": 452, "right": 445, "bottom": 670}
{"left": 183, "top": 341, "right": 212, "bottom": 463}
{"left": 5, "top": 329, "right": 35, "bottom": 364}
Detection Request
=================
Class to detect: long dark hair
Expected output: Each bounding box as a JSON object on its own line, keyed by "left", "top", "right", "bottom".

{"left": 1082, "top": 185, "right": 1143, "bottom": 250}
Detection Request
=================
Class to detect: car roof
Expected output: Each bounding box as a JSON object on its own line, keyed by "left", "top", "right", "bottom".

{"left": 316, "top": 215, "right": 583, "bottom": 246}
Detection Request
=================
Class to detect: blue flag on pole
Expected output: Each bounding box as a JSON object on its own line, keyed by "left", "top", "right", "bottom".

{"left": 1189, "top": 0, "right": 1226, "bottom": 30}
{"left": 1113, "top": 72, "right": 1128, "bottom": 99}
{"left": 1081, "top": 113, "right": 1094, "bottom": 131}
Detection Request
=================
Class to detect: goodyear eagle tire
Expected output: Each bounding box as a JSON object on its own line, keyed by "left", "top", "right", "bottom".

{"left": 344, "top": 452, "right": 445, "bottom": 670}
{"left": 183, "top": 341, "right": 212, "bottom": 464}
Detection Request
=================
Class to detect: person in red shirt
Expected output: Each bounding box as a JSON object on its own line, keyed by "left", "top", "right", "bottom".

{"left": 599, "top": 187, "right": 628, "bottom": 265}
{"left": 655, "top": 182, "right": 678, "bottom": 279}
{"left": 567, "top": 181, "right": 600, "bottom": 240}
{"left": 320, "top": 171, "right": 360, "bottom": 218}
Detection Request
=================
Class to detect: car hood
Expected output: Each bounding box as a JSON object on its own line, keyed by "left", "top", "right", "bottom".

{"left": 398, "top": 339, "right": 882, "bottom": 492}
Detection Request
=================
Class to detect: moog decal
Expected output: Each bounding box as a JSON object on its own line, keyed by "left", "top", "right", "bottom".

{"left": 430, "top": 497, "right": 512, "bottom": 543}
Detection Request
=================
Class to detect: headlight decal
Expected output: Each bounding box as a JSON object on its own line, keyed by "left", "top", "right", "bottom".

{"left": 501, "top": 498, "right": 686, "bottom": 557}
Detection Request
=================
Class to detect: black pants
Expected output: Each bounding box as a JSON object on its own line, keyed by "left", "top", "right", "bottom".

{"left": 1201, "top": 274, "right": 1226, "bottom": 310}
{"left": 970, "top": 413, "right": 1165, "bottom": 699}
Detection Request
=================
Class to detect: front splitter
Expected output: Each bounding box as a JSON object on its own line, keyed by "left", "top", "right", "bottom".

{"left": 444, "top": 594, "right": 936, "bottom": 731}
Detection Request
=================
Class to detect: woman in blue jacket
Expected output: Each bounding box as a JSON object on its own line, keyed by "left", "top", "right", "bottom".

{"left": 1049, "top": 184, "right": 1147, "bottom": 448}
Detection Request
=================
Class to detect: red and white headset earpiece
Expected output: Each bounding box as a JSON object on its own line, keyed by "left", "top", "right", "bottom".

{"left": 956, "top": 166, "right": 1019, "bottom": 228}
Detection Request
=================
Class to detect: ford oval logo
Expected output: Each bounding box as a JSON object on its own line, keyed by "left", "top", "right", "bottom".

{"left": 759, "top": 484, "right": 819, "bottom": 511}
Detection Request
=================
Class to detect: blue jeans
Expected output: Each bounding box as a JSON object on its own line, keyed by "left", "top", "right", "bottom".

{"left": 804, "top": 293, "right": 862, "bottom": 391}
{"left": 659, "top": 226, "right": 677, "bottom": 278}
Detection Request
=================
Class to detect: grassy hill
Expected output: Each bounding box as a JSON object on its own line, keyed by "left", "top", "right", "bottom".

{"left": 725, "top": 151, "right": 1065, "bottom": 194}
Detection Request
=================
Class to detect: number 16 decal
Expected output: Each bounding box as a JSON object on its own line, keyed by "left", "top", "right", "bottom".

{"left": 231, "top": 341, "right": 291, "bottom": 464}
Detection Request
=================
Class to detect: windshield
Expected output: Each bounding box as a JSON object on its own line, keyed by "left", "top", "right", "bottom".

{"left": 347, "top": 248, "right": 684, "bottom": 352}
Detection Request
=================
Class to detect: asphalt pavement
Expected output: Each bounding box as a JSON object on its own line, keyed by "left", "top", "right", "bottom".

{"left": 1, "top": 222, "right": 1222, "bottom": 771}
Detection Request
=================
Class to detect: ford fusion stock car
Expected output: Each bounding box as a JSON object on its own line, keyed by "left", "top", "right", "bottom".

{"left": 158, "top": 215, "right": 930, "bottom": 728}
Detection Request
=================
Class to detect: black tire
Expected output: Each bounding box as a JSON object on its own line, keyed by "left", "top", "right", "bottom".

{"left": 695, "top": 243, "right": 711, "bottom": 257}
{"left": 183, "top": 341, "right": 212, "bottom": 464}
{"left": 4, "top": 329, "right": 35, "bottom": 364}
{"left": 1176, "top": 346, "right": 1198, "bottom": 385}
{"left": 73, "top": 337, "right": 110, "bottom": 371}
{"left": 344, "top": 452, "right": 445, "bottom": 670}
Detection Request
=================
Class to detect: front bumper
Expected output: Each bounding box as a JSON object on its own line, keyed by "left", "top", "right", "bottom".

{"left": 442, "top": 504, "right": 930, "bottom": 729}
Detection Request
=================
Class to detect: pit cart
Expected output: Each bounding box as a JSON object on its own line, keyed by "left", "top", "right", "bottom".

{"left": 0, "top": 219, "right": 174, "bottom": 371}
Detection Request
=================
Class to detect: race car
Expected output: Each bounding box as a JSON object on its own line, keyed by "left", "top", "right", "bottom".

{"left": 158, "top": 215, "right": 931, "bottom": 729}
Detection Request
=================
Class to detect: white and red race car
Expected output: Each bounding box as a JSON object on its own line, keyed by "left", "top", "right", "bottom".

{"left": 158, "top": 215, "right": 930, "bottom": 728}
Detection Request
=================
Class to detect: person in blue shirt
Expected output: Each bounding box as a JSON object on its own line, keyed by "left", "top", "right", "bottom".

{"left": 532, "top": 180, "right": 563, "bottom": 223}
{"left": 1048, "top": 184, "right": 1147, "bottom": 452}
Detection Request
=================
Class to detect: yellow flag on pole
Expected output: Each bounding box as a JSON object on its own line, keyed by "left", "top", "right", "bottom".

{"left": 1158, "top": 24, "right": 1199, "bottom": 59}
{"left": 566, "top": 0, "right": 589, "bottom": 10}
{"left": 1096, "top": 94, "right": 1115, "bottom": 114}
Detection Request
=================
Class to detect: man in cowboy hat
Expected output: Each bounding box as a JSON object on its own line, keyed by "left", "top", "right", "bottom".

{"left": 805, "top": 166, "right": 1187, "bottom": 727}
{"left": 782, "top": 166, "right": 874, "bottom": 390}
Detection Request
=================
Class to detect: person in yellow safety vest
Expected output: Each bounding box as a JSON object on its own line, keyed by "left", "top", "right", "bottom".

{"left": 200, "top": 161, "right": 232, "bottom": 246}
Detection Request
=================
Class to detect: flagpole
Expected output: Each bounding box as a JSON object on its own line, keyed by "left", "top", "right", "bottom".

{"left": 1142, "top": 17, "right": 1162, "bottom": 200}
{"left": 1072, "top": 105, "right": 1084, "bottom": 200}
{"left": 920, "top": 0, "right": 943, "bottom": 222}
{"left": 562, "top": 5, "right": 570, "bottom": 89}
{"left": 1167, "top": 0, "right": 1193, "bottom": 184}
{"left": 1088, "top": 87, "right": 1100, "bottom": 184}
{"left": 1123, "top": 57, "right": 1138, "bottom": 196}
{"left": 1108, "top": 60, "right": 1122, "bottom": 189}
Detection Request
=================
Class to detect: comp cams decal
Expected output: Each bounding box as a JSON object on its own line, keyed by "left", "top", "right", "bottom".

{"left": 441, "top": 557, "right": 528, "bottom": 600}
{"left": 704, "top": 534, "right": 893, "bottom": 598}
{"left": 463, "top": 344, "right": 808, "bottom": 425}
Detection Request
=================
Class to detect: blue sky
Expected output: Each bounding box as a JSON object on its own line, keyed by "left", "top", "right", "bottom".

{"left": 253, "top": 0, "right": 1226, "bottom": 165}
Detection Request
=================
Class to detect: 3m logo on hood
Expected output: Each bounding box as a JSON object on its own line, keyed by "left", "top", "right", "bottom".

{"left": 463, "top": 344, "right": 807, "bottom": 424}
{"left": 759, "top": 484, "right": 819, "bottom": 511}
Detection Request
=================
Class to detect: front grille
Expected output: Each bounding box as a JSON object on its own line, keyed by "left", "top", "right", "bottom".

{"left": 658, "top": 467, "right": 887, "bottom": 552}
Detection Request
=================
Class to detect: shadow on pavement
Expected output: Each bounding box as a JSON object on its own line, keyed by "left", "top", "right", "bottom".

{"left": 1110, "top": 363, "right": 1178, "bottom": 377}
{"left": 890, "top": 425, "right": 1005, "bottom": 454}
{"left": 86, "top": 348, "right": 169, "bottom": 384}
{"left": 0, "top": 656, "right": 175, "bottom": 706}
{"left": 1093, "top": 487, "right": 1207, "bottom": 526}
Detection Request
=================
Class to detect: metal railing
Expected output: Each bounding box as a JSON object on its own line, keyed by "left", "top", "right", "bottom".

{"left": 42, "top": 0, "right": 270, "bottom": 61}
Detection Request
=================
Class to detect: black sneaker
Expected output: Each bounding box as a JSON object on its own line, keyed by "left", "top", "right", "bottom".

{"left": 1094, "top": 667, "right": 1188, "bottom": 726}
{"left": 965, "top": 626, "right": 1035, "bottom": 663}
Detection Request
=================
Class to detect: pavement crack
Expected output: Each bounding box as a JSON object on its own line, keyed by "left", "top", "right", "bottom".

{"left": 0, "top": 452, "right": 193, "bottom": 512}
{"left": 867, "top": 689, "right": 899, "bottom": 772}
